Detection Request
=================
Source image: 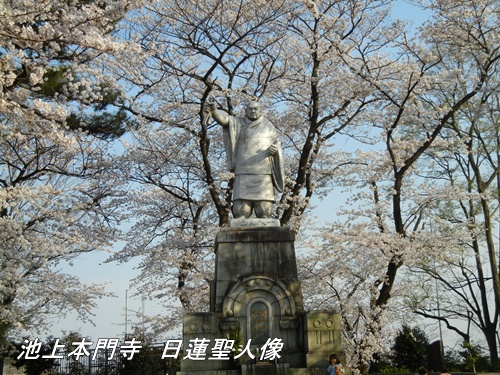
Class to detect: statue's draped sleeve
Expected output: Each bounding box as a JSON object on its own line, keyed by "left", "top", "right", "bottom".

{"left": 223, "top": 117, "right": 240, "bottom": 171}
{"left": 271, "top": 140, "right": 285, "bottom": 193}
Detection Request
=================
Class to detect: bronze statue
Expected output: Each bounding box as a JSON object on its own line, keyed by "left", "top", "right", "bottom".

{"left": 205, "top": 100, "right": 284, "bottom": 219}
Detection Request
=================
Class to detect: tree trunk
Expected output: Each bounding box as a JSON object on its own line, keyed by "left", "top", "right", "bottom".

{"left": 484, "top": 324, "right": 500, "bottom": 371}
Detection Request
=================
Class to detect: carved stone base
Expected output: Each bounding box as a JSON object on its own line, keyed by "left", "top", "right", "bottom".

{"left": 179, "top": 227, "right": 343, "bottom": 374}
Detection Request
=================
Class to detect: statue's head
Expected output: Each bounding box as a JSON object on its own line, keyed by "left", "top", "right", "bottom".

{"left": 245, "top": 101, "right": 262, "bottom": 121}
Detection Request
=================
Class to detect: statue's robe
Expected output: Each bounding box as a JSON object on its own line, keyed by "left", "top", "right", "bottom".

{"left": 222, "top": 116, "right": 284, "bottom": 202}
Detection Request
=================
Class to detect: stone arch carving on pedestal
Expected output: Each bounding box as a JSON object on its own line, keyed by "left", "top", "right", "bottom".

{"left": 222, "top": 275, "right": 296, "bottom": 319}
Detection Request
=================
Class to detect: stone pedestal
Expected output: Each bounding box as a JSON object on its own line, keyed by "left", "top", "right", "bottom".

{"left": 178, "top": 226, "right": 342, "bottom": 375}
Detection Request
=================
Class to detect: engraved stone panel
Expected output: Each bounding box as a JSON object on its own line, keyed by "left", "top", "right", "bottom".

{"left": 250, "top": 301, "right": 269, "bottom": 345}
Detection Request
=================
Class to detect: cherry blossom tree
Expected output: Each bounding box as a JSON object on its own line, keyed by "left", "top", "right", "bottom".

{"left": 269, "top": 0, "right": 389, "bottom": 227}
{"left": 105, "top": 0, "right": 291, "bottom": 328}
{"left": 403, "top": 1, "right": 500, "bottom": 368}
{"left": 301, "top": 0, "right": 500, "bottom": 372}
{"left": 407, "top": 90, "right": 500, "bottom": 369}
{"left": 0, "top": 0, "right": 141, "bottom": 368}
{"left": 103, "top": 0, "right": 401, "bottom": 338}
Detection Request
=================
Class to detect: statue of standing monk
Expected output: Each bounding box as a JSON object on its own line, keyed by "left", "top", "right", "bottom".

{"left": 204, "top": 100, "right": 285, "bottom": 219}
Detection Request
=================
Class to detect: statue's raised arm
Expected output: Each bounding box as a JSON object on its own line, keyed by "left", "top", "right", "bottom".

{"left": 205, "top": 100, "right": 285, "bottom": 221}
